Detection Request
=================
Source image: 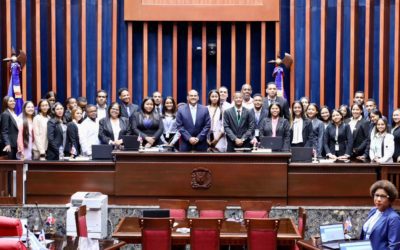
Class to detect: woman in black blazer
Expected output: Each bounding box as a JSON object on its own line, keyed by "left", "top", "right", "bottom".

{"left": 347, "top": 103, "right": 370, "bottom": 159}
{"left": 129, "top": 97, "right": 164, "bottom": 147}
{"left": 290, "top": 101, "right": 315, "bottom": 148}
{"left": 46, "top": 102, "right": 67, "bottom": 160}
{"left": 98, "top": 102, "right": 129, "bottom": 146}
{"left": 66, "top": 107, "right": 83, "bottom": 157}
{"left": 392, "top": 108, "right": 400, "bottom": 162}
{"left": 259, "top": 103, "right": 290, "bottom": 151}
{"left": 0, "top": 96, "right": 19, "bottom": 159}
{"left": 323, "top": 109, "right": 353, "bottom": 160}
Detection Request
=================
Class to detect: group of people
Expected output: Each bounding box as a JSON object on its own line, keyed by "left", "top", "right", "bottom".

{"left": 1, "top": 83, "right": 400, "bottom": 162}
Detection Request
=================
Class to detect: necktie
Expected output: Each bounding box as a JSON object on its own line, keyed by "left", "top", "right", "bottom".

{"left": 126, "top": 106, "right": 130, "bottom": 116}
{"left": 237, "top": 110, "right": 241, "bottom": 123}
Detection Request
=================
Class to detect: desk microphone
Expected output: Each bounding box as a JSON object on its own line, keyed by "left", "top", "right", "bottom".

{"left": 35, "top": 202, "right": 45, "bottom": 231}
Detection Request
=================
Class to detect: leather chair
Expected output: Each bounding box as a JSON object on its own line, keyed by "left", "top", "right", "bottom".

{"left": 189, "top": 218, "right": 221, "bottom": 250}
{"left": 159, "top": 199, "right": 190, "bottom": 220}
{"left": 195, "top": 200, "right": 227, "bottom": 219}
{"left": 246, "top": 219, "right": 280, "bottom": 250}
{"left": 294, "top": 207, "right": 306, "bottom": 250}
{"left": 0, "top": 216, "right": 23, "bottom": 237}
{"left": 240, "top": 200, "right": 273, "bottom": 219}
{"left": 0, "top": 239, "right": 27, "bottom": 250}
{"left": 75, "top": 205, "right": 126, "bottom": 250}
{"left": 140, "top": 218, "right": 174, "bottom": 250}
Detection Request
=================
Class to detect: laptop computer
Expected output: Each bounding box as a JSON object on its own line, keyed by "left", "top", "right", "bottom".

{"left": 142, "top": 209, "right": 170, "bottom": 218}
{"left": 92, "top": 145, "right": 113, "bottom": 160}
{"left": 339, "top": 241, "right": 372, "bottom": 250}
{"left": 320, "top": 224, "right": 346, "bottom": 249}
{"left": 122, "top": 135, "right": 141, "bottom": 151}
{"left": 291, "top": 147, "right": 313, "bottom": 162}
{"left": 259, "top": 136, "right": 283, "bottom": 151}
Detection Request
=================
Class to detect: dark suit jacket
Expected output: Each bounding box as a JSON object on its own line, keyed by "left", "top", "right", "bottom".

{"left": 348, "top": 119, "right": 370, "bottom": 157}
{"left": 289, "top": 118, "right": 315, "bottom": 148}
{"left": 323, "top": 123, "right": 353, "bottom": 156}
{"left": 66, "top": 122, "right": 81, "bottom": 156}
{"left": 263, "top": 96, "right": 291, "bottom": 120}
{"left": 46, "top": 118, "right": 65, "bottom": 160}
{"left": 310, "top": 118, "right": 325, "bottom": 157}
{"left": 0, "top": 110, "right": 19, "bottom": 148}
{"left": 360, "top": 207, "right": 400, "bottom": 250}
{"left": 129, "top": 112, "right": 163, "bottom": 145}
{"left": 224, "top": 107, "right": 255, "bottom": 143}
{"left": 393, "top": 126, "right": 400, "bottom": 162}
{"left": 120, "top": 102, "right": 139, "bottom": 118}
{"left": 259, "top": 117, "right": 291, "bottom": 151}
{"left": 250, "top": 107, "right": 268, "bottom": 131}
{"left": 176, "top": 104, "right": 210, "bottom": 152}
{"left": 99, "top": 117, "right": 130, "bottom": 144}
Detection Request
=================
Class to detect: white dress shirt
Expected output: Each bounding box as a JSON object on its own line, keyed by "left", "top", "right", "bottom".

{"left": 292, "top": 118, "right": 303, "bottom": 144}
{"left": 79, "top": 118, "right": 100, "bottom": 156}
{"left": 190, "top": 104, "right": 197, "bottom": 125}
{"left": 97, "top": 104, "right": 107, "bottom": 121}
{"left": 363, "top": 210, "right": 383, "bottom": 240}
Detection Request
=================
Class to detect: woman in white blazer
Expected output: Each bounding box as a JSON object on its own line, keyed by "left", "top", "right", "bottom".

{"left": 369, "top": 118, "right": 395, "bottom": 163}
{"left": 32, "top": 99, "right": 51, "bottom": 160}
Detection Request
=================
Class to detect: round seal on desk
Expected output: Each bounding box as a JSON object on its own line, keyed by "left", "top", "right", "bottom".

{"left": 191, "top": 167, "right": 212, "bottom": 189}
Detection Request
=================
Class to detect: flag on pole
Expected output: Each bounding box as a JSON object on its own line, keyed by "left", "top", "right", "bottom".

{"left": 7, "top": 61, "right": 23, "bottom": 115}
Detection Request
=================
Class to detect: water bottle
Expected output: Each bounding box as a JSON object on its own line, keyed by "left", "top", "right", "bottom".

{"left": 59, "top": 146, "right": 64, "bottom": 160}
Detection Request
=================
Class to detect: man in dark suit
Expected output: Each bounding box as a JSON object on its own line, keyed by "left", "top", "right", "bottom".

{"left": 263, "top": 82, "right": 290, "bottom": 120}
{"left": 250, "top": 94, "right": 268, "bottom": 140}
{"left": 176, "top": 90, "right": 211, "bottom": 152}
{"left": 152, "top": 91, "right": 163, "bottom": 114}
{"left": 118, "top": 88, "right": 139, "bottom": 118}
{"left": 224, "top": 92, "right": 255, "bottom": 152}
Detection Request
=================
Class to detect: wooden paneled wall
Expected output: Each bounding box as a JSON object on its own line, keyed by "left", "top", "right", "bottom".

{"left": 0, "top": 0, "right": 399, "bottom": 117}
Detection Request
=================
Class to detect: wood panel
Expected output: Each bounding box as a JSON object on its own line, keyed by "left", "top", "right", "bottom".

{"left": 157, "top": 22, "right": 163, "bottom": 93}
{"left": 261, "top": 22, "right": 266, "bottom": 96}
{"left": 124, "top": 0, "right": 280, "bottom": 21}
{"left": 335, "top": 0, "right": 343, "bottom": 107}
{"left": 364, "top": 0, "right": 373, "bottom": 98}
{"left": 143, "top": 22, "right": 149, "bottom": 97}
{"left": 305, "top": 0, "right": 310, "bottom": 98}
{"left": 320, "top": 0, "right": 326, "bottom": 105}
{"left": 97, "top": 0, "right": 102, "bottom": 91}
{"left": 81, "top": 0, "right": 87, "bottom": 97}
{"left": 245, "top": 22, "right": 251, "bottom": 84}
{"left": 216, "top": 23, "right": 222, "bottom": 89}
{"left": 187, "top": 22, "right": 193, "bottom": 91}
{"left": 290, "top": 0, "right": 295, "bottom": 104}
{"left": 111, "top": 0, "right": 117, "bottom": 101}
{"left": 378, "top": 0, "right": 389, "bottom": 113}
{"left": 50, "top": 0, "right": 56, "bottom": 92}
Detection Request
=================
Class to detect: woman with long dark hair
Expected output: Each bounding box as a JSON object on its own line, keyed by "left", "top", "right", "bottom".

{"left": 306, "top": 103, "right": 325, "bottom": 157}
{"left": 392, "top": 109, "right": 400, "bottom": 162}
{"left": 17, "top": 101, "right": 35, "bottom": 160}
{"left": 130, "top": 97, "right": 163, "bottom": 147}
{"left": 32, "top": 99, "right": 51, "bottom": 159}
{"left": 98, "top": 102, "right": 129, "bottom": 146}
{"left": 0, "top": 96, "right": 19, "bottom": 159}
{"left": 207, "top": 90, "right": 227, "bottom": 152}
{"left": 289, "top": 101, "right": 315, "bottom": 148}
{"left": 46, "top": 102, "right": 67, "bottom": 160}
{"left": 160, "top": 97, "right": 180, "bottom": 147}
{"left": 66, "top": 107, "right": 83, "bottom": 157}
{"left": 347, "top": 103, "right": 370, "bottom": 159}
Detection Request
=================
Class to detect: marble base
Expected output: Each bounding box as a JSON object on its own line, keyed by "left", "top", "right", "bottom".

{"left": 0, "top": 205, "right": 372, "bottom": 241}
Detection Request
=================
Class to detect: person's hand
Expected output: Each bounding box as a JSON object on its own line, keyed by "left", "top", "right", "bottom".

{"left": 144, "top": 143, "right": 152, "bottom": 148}
{"left": 397, "top": 156, "right": 400, "bottom": 163}
{"left": 251, "top": 138, "right": 258, "bottom": 145}
{"left": 327, "top": 153, "right": 337, "bottom": 160}
{"left": 207, "top": 139, "right": 212, "bottom": 146}
{"left": 114, "top": 139, "right": 123, "bottom": 146}
{"left": 235, "top": 138, "right": 243, "bottom": 146}
{"left": 338, "top": 155, "right": 349, "bottom": 160}
{"left": 189, "top": 137, "right": 199, "bottom": 145}
{"left": 3, "top": 145, "right": 11, "bottom": 152}
{"left": 145, "top": 137, "right": 155, "bottom": 145}
{"left": 356, "top": 155, "right": 366, "bottom": 161}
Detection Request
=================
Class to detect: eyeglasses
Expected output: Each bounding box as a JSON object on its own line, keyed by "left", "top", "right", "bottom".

{"left": 97, "top": 96, "right": 107, "bottom": 98}
{"left": 374, "top": 193, "right": 390, "bottom": 199}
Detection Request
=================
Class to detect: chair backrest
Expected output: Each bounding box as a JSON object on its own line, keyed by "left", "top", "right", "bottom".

{"left": 0, "top": 216, "right": 23, "bottom": 237}
{"left": 0, "top": 239, "right": 27, "bottom": 250}
{"left": 75, "top": 205, "right": 88, "bottom": 237}
{"left": 195, "top": 200, "right": 227, "bottom": 219}
{"left": 240, "top": 200, "right": 273, "bottom": 219}
{"left": 158, "top": 199, "right": 190, "bottom": 220}
{"left": 246, "top": 219, "right": 280, "bottom": 250}
{"left": 189, "top": 218, "right": 221, "bottom": 250}
{"left": 140, "top": 218, "right": 174, "bottom": 250}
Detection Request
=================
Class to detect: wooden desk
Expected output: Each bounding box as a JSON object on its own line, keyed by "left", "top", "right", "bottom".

{"left": 114, "top": 152, "right": 291, "bottom": 205}
{"left": 26, "top": 160, "right": 115, "bottom": 204}
{"left": 0, "top": 160, "right": 24, "bottom": 204}
{"left": 297, "top": 240, "right": 326, "bottom": 250}
{"left": 112, "top": 217, "right": 301, "bottom": 246}
{"left": 288, "top": 162, "right": 379, "bottom": 205}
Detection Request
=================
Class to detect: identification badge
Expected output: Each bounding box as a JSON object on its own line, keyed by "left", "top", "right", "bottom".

{"left": 255, "top": 129, "right": 260, "bottom": 137}
{"left": 335, "top": 143, "right": 339, "bottom": 151}
{"left": 166, "top": 133, "right": 170, "bottom": 139}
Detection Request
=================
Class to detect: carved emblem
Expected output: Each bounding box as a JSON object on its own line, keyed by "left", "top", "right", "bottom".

{"left": 191, "top": 167, "right": 212, "bottom": 189}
